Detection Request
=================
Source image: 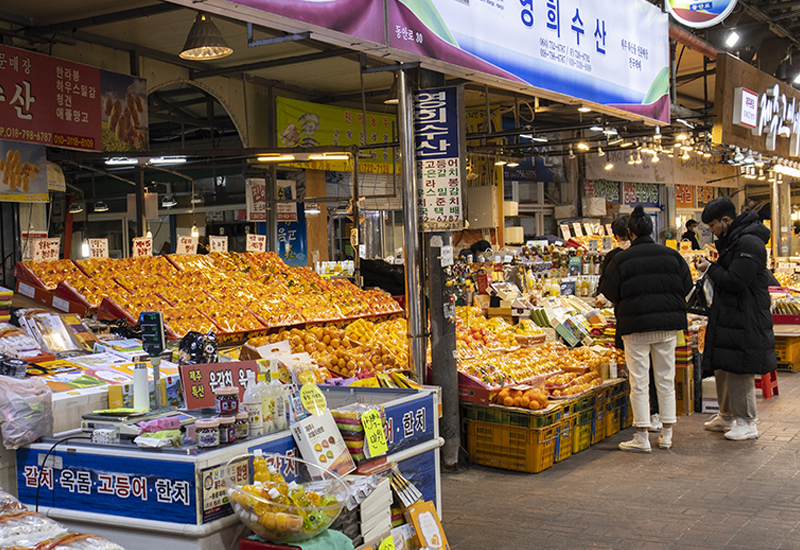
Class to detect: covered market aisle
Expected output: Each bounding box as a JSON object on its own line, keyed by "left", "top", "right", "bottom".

{"left": 442, "top": 370, "right": 800, "bottom": 550}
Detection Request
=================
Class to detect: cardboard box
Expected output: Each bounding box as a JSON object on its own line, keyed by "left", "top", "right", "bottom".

{"left": 701, "top": 377, "right": 717, "bottom": 399}
{"left": 675, "top": 365, "right": 694, "bottom": 416}
{"left": 487, "top": 307, "right": 514, "bottom": 324}
{"left": 291, "top": 410, "right": 356, "bottom": 477}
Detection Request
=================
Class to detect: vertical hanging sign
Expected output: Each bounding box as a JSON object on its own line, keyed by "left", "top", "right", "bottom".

{"left": 245, "top": 178, "right": 267, "bottom": 222}
{"left": 413, "top": 86, "right": 465, "bottom": 232}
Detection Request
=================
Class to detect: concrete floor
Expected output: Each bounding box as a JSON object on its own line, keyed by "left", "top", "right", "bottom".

{"left": 441, "top": 371, "right": 800, "bottom": 550}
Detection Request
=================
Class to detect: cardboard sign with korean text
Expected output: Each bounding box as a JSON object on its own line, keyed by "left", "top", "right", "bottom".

{"left": 209, "top": 236, "right": 228, "bottom": 253}
{"left": 246, "top": 234, "right": 266, "bottom": 252}
{"left": 175, "top": 236, "right": 197, "bottom": 255}
{"left": 179, "top": 361, "right": 260, "bottom": 410}
{"left": 132, "top": 237, "right": 152, "bottom": 257}
{"left": 32, "top": 238, "right": 60, "bottom": 262}
{"left": 88, "top": 238, "right": 108, "bottom": 258}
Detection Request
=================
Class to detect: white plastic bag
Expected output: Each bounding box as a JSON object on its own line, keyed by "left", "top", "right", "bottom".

{"left": 0, "top": 375, "right": 53, "bottom": 449}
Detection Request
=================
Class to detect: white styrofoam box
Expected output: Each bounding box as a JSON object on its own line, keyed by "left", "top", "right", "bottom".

{"left": 554, "top": 204, "right": 577, "bottom": 219}
{"left": 503, "top": 226, "right": 524, "bottom": 244}
{"left": 701, "top": 377, "right": 717, "bottom": 399}
{"left": 466, "top": 186, "right": 498, "bottom": 229}
{"left": 582, "top": 197, "right": 607, "bottom": 217}
{"left": 503, "top": 201, "right": 519, "bottom": 217}
{"left": 702, "top": 399, "right": 719, "bottom": 414}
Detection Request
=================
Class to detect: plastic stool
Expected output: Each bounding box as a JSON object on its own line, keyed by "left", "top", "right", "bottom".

{"left": 755, "top": 371, "right": 779, "bottom": 399}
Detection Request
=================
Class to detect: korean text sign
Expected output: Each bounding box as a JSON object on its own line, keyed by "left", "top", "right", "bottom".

{"left": 0, "top": 44, "right": 101, "bottom": 151}
{"left": 16, "top": 448, "right": 197, "bottom": 523}
{"left": 388, "top": 0, "right": 670, "bottom": 123}
{"left": 179, "top": 360, "right": 260, "bottom": 410}
{"left": 413, "top": 86, "right": 465, "bottom": 232}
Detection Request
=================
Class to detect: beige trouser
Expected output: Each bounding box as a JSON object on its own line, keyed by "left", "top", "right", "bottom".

{"left": 714, "top": 370, "right": 757, "bottom": 421}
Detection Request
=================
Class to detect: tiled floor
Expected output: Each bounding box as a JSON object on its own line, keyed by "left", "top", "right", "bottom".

{"left": 441, "top": 371, "right": 800, "bottom": 550}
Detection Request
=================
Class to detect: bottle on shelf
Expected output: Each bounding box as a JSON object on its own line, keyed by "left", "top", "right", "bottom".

{"left": 270, "top": 364, "right": 288, "bottom": 431}
{"left": 259, "top": 369, "right": 274, "bottom": 434}
{"left": 244, "top": 371, "right": 264, "bottom": 437}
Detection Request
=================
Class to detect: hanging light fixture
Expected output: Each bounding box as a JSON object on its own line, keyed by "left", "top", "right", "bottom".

{"left": 604, "top": 161, "right": 614, "bottom": 171}
{"left": 755, "top": 153, "right": 764, "bottom": 167}
{"left": 568, "top": 146, "right": 575, "bottom": 159}
{"left": 628, "top": 154, "right": 636, "bottom": 165}
{"left": 162, "top": 194, "right": 177, "bottom": 208}
{"left": 733, "top": 147, "right": 744, "bottom": 164}
{"left": 725, "top": 30, "right": 740, "bottom": 49}
{"left": 506, "top": 160, "right": 520, "bottom": 167}
{"left": 577, "top": 142, "right": 590, "bottom": 151}
{"left": 191, "top": 224, "right": 200, "bottom": 238}
{"left": 597, "top": 147, "right": 605, "bottom": 157}
{"left": 653, "top": 126, "right": 662, "bottom": 140}
{"left": 180, "top": 13, "right": 233, "bottom": 61}
{"left": 681, "top": 150, "right": 690, "bottom": 160}
{"left": 384, "top": 75, "right": 400, "bottom": 105}
{"left": 68, "top": 202, "right": 83, "bottom": 214}
{"left": 635, "top": 151, "right": 643, "bottom": 165}
{"left": 94, "top": 201, "right": 109, "bottom": 213}
{"left": 191, "top": 194, "right": 204, "bottom": 205}
{"left": 758, "top": 168, "right": 766, "bottom": 181}
{"left": 743, "top": 149, "right": 755, "bottom": 165}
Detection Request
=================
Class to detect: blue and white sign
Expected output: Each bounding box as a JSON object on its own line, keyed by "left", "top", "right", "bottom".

{"left": 413, "top": 86, "right": 465, "bottom": 232}
{"left": 389, "top": 0, "right": 670, "bottom": 123}
{"left": 384, "top": 393, "right": 436, "bottom": 454}
{"left": 16, "top": 448, "right": 197, "bottom": 523}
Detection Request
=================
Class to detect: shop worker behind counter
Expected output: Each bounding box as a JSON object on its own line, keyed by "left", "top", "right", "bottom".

{"left": 681, "top": 219, "right": 701, "bottom": 250}
{"left": 695, "top": 196, "right": 776, "bottom": 441}
{"left": 600, "top": 206, "right": 693, "bottom": 453}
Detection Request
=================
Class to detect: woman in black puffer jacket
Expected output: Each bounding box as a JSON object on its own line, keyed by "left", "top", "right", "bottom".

{"left": 696, "top": 197, "right": 776, "bottom": 441}
{"left": 600, "top": 206, "right": 693, "bottom": 453}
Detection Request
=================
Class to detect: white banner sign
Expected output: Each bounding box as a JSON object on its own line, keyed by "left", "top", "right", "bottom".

{"left": 209, "top": 236, "right": 228, "bottom": 253}
{"left": 276, "top": 179, "right": 297, "bottom": 223}
{"left": 32, "top": 238, "right": 60, "bottom": 262}
{"left": 132, "top": 237, "right": 152, "bottom": 257}
{"left": 175, "top": 236, "right": 197, "bottom": 255}
{"left": 245, "top": 178, "right": 267, "bottom": 222}
{"left": 88, "top": 238, "right": 108, "bottom": 259}
{"left": 246, "top": 234, "right": 267, "bottom": 252}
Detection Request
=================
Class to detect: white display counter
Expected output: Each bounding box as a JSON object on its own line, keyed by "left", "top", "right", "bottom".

{"left": 16, "top": 387, "right": 442, "bottom": 550}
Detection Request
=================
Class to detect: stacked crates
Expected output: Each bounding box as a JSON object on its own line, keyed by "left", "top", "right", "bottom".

{"left": 463, "top": 402, "right": 563, "bottom": 473}
{"left": 775, "top": 336, "right": 800, "bottom": 372}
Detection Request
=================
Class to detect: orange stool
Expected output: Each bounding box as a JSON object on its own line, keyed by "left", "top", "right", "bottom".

{"left": 755, "top": 371, "right": 779, "bottom": 399}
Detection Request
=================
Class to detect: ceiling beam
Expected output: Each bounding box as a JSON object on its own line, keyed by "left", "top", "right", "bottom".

{"left": 740, "top": 0, "right": 800, "bottom": 51}
{"left": 23, "top": 4, "right": 183, "bottom": 37}
{"left": 190, "top": 47, "right": 351, "bottom": 79}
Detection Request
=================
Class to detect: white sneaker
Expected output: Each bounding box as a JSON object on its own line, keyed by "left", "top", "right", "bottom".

{"left": 724, "top": 418, "right": 758, "bottom": 441}
{"left": 658, "top": 428, "right": 672, "bottom": 449}
{"left": 648, "top": 414, "right": 663, "bottom": 433}
{"left": 619, "top": 432, "right": 651, "bottom": 453}
{"left": 704, "top": 414, "right": 734, "bottom": 433}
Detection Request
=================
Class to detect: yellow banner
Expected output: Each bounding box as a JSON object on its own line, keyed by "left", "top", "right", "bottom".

{"left": 276, "top": 97, "right": 397, "bottom": 173}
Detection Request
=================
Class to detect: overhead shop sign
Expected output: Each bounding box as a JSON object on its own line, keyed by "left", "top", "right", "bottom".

{"left": 276, "top": 97, "right": 396, "bottom": 174}
{"left": 0, "top": 44, "right": 147, "bottom": 153}
{"left": 413, "top": 86, "right": 465, "bottom": 232}
{"left": 222, "top": 0, "right": 669, "bottom": 124}
{"left": 665, "top": 0, "right": 737, "bottom": 29}
{"left": 585, "top": 148, "right": 737, "bottom": 186}
{"left": 714, "top": 53, "right": 800, "bottom": 159}
{"left": 386, "top": 0, "right": 670, "bottom": 124}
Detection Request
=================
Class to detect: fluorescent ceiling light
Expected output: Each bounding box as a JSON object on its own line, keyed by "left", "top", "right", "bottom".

{"left": 577, "top": 106, "right": 592, "bottom": 113}
{"left": 506, "top": 161, "right": 520, "bottom": 167}
{"left": 105, "top": 157, "right": 138, "bottom": 166}
{"left": 725, "top": 31, "right": 740, "bottom": 49}
{"left": 794, "top": 73, "right": 800, "bottom": 85}
{"left": 774, "top": 164, "right": 800, "bottom": 178}
{"left": 602, "top": 128, "right": 618, "bottom": 136}
{"left": 494, "top": 159, "right": 507, "bottom": 166}
{"left": 257, "top": 155, "right": 296, "bottom": 162}
{"left": 150, "top": 156, "right": 187, "bottom": 165}
{"left": 604, "top": 162, "right": 614, "bottom": 171}
{"left": 308, "top": 154, "right": 350, "bottom": 161}
{"left": 531, "top": 136, "right": 548, "bottom": 142}
{"left": 589, "top": 124, "right": 604, "bottom": 132}
{"left": 519, "top": 134, "right": 533, "bottom": 139}
{"left": 676, "top": 118, "right": 695, "bottom": 129}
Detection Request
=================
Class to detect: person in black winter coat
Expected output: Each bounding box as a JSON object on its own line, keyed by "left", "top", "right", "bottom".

{"left": 681, "top": 219, "right": 701, "bottom": 250}
{"left": 600, "top": 206, "right": 693, "bottom": 453}
{"left": 696, "top": 197, "right": 776, "bottom": 441}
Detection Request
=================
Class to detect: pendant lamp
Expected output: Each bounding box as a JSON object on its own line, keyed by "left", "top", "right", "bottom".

{"left": 180, "top": 13, "right": 233, "bottom": 61}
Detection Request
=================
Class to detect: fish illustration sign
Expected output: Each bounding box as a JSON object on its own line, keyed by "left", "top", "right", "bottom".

{"left": 666, "top": 0, "right": 737, "bottom": 29}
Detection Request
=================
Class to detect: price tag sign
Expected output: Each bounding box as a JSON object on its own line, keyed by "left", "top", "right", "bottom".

{"left": 503, "top": 255, "right": 513, "bottom": 263}
{"left": 572, "top": 222, "right": 584, "bottom": 237}
{"left": 209, "top": 236, "right": 228, "bottom": 253}
{"left": 560, "top": 224, "right": 572, "bottom": 240}
{"left": 178, "top": 361, "right": 260, "bottom": 410}
{"left": 605, "top": 224, "right": 614, "bottom": 236}
{"left": 175, "top": 236, "right": 197, "bottom": 255}
{"left": 362, "top": 408, "right": 388, "bottom": 458}
{"left": 300, "top": 383, "right": 327, "bottom": 416}
{"left": 597, "top": 225, "right": 605, "bottom": 236}
{"left": 777, "top": 262, "right": 796, "bottom": 273}
{"left": 583, "top": 223, "right": 594, "bottom": 236}
{"left": 602, "top": 236, "right": 613, "bottom": 251}
{"left": 132, "top": 237, "right": 152, "bottom": 257}
{"left": 88, "top": 238, "right": 108, "bottom": 258}
{"left": 32, "top": 238, "right": 60, "bottom": 262}
{"left": 588, "top": 239, "right": 598, "bottom": 253}
{"left": 379, "top": 535, "right": 396, "bottom": 550}
{"left": 440, "top": 245, "right": 453, "bottom": 267}
{"left": 246, "top": 234, "right": 266, "bottom": 252}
